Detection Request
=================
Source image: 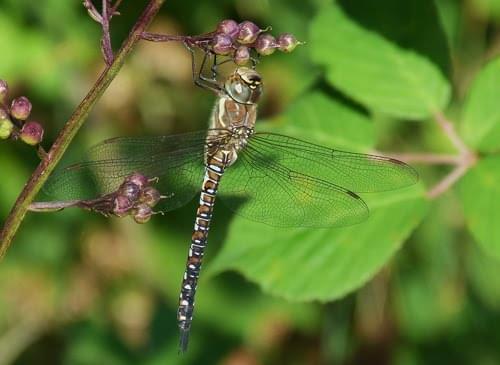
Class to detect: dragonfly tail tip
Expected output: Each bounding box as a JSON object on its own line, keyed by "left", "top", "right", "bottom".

{"left": 178, "top": 328, "right": 190, "bottom": 354}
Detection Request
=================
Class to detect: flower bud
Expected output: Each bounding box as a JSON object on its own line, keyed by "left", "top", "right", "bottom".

{"left": 234, "top": 46, "right": 250, "bottom": 65}
{"left": 125, "top": 173, "right": 149, "bottom": 189}
{"left": 255, "top": 34, "right": 277, "bottom": 56}
{"left": 0, "top": 80, "right": 8, "bottom": 103}
{"left": 141, "top": 186, "right": 162, "bottom": 207}
{"left": 237, "top": 21, "right": 261, "bottom": 44}
{"left": 119, "top": 182, "right": 141, "bottom": 202}
{"left": 19, "top": 121, "right": 44, "bottom": 145}
{"left": 212, "top": 33, "right": 234, "bottom": 55}
{"left": 0, "top": 116, "right": 14, "bottom": 140}
{"left": 10, "top": 96, "right": 32, "bottom": 120}
{"left": 0, "top": 108, "right": 9, "bottom": 120}
{"left": 277, "top": 33, "right": 303, "bottom": 53}
{"left": 217, "top": 19, "right": 240, "bottom": 39}
{"left": 133, "top": 204, "right": 153, "bottom": 224}
{"left": 113, "top": 195, "right": 133, "bottom": 217}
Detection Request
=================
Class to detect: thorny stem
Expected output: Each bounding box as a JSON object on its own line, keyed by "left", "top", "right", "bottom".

{"left": 0, "top": 0, "right": 166, "bottom": 257}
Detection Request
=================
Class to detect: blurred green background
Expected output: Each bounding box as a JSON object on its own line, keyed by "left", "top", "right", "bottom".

{"left": 2, "top": 0, "right": 500, "bottom": 364}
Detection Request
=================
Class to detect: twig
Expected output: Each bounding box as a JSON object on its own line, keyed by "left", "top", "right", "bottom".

{"left": 83, "top": 0, "right": 103, "bottom": 23}
{"left": 0, "top": 0, "right": 166, "bottom": 258}
{"left": 379, "top": 112, "right": 477, "bottom": 199}
{"left": 29, "top": 200, "right": 83, "bottom": 212}
{"left": 83, "top": 0, "right": 125, "bottom": 65}
{"left": 427, "top": 161, "right": 472, "bottom": 199}
{"left": 434, "top": 111, "right": 469, "bottom": 155}
{"left": 141, "top": 31, "right": 214, "bottom": 48}
{"left": 110, "top": 0, "right": 123, "bottom": 15}
{"left": 101, "top": 0, "right": 114, "bottom": 65}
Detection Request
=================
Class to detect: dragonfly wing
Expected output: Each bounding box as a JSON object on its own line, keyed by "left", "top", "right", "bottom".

{"left": 219, "top": 143, "right": 369, "bottom": 228}
{"left": 250, "top": 133, "right": 418, "bottom": 193}
{"left": 43, "top": 130, "right": 230, "bottom": 212}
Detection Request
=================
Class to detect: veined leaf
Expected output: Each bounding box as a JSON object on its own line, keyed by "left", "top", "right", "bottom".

{"left": 208, "top": 185, "right": 427, "bottom": 302}
{"left": 460, "top": 157, "right": 500, "bottom": 260}
{"left": 461, "top": 58, "right": 500, "bottom": 152}
{"left": 264, "top": 91, "right": 374, "bottom": 151}
{"left": 310, "top": 3, "right": 451, "bottom": 120}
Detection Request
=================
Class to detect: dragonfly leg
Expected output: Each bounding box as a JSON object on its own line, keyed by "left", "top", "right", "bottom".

{"left": 184, "top": 42, "right": 222, "bottom": 93}
{"left": 250, "top": 54, "right": 260, "bottom": 69}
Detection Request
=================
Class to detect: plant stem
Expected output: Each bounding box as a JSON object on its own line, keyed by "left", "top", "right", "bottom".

{"left": 427, "top": 162, "right": 471, "bottom": 199}
{"left": 0, "top": 0, "right": 166, "bottom": 258}
{"left": 379, "top": 112, "right": 477, "bottom": 199}
{"left": 424, "top": 112, "right": 477, "bottom": 198}
{"left": 434, "top": 111, "right": 469, "bottom": 155}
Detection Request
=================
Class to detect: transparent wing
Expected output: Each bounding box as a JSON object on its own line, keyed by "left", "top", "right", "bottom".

{"left": 43, "top": 130, "right": 231, "bottom": 212}
{"left": 250, "top": 133, "right": 418, "bottom": 193}
{"left": 219, "top": 143, "right": 369, "bottom": 228}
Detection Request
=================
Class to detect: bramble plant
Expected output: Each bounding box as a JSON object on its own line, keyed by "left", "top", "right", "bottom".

{"left": 1, "top": 0, "right": 500, "bottom": 363}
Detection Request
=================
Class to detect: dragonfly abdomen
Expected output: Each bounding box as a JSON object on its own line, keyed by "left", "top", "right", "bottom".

{"left": 177, "top": 149, "right": 230, "bottom": 352}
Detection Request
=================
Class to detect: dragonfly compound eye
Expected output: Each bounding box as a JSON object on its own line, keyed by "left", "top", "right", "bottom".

{"left": 225, "top": 68, "right": 262, "bottom": 104}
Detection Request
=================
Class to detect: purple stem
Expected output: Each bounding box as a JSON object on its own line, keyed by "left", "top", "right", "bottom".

{"left": 0, "top": 0, "right": 167, "bottom": 257}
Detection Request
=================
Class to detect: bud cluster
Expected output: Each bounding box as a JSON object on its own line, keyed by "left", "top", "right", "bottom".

{"left": 0, "top": 79, "right": 44, "bottom": 146}
{"left": 111, "top": 173, "right": 164, "bottom": 224}
{"left": 211, "top": 20, "right": 304, "bottom": 65}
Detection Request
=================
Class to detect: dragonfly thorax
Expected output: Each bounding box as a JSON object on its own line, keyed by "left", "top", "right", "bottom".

{"left": 206, "top": 126, "right": 254, "bottom": 167}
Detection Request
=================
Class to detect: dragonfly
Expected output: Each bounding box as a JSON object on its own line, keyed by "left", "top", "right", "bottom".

{"left": 40, "top": 63, "right": 418, "bottom": 352}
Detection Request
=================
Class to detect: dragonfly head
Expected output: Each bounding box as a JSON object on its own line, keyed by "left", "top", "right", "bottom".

{"left": 224, "top": 67, "right": 262, "bottom": 105}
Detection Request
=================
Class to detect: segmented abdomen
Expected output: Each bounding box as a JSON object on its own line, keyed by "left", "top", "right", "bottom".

{"left": 177, "top": 150, "right": 229, "bottom": 352}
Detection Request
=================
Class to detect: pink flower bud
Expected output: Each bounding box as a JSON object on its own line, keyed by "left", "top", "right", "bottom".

{"left": 212, "top": 33, "right": 234, "bottom": 55}
{"left": 0, "top": 80, "right": 8, "bottom": 103}
{"left": 19, "top": 121, "right": 44, "bottom": 145}
{"left": 125, "top": 173, "right": 149, "bottom": 189}
{"left": 119, "top": 182, "right": 141, "bottom": 202}
{"left": 141, "top": 186, "right": 162, "bottom": 207}
{"left": 234, "top": 46, "right": 250, "bottom": 65}
{"left": 255, "top": 34, "right": 277, "bottom": 56}
{"left": 10, "top": 96, "right": 32, "bottom": 120}
{"left": 113, "top": 195, "right": 133, "bottom": 217}
{"left": 217, "top": 19, "right": 240, "bottom": 39}
{"left": 277, "top": 33, "right": 303, "bottom": 53}
{"left": 133, "top": 204, "right": 153, "bottom": 224}
{"left": 237, "top": 21, "right": 261, "bottom": 44}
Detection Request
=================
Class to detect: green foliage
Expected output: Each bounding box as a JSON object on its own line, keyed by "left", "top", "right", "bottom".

{"left": 310, "top": 1, "right": 451, "bottom": 120}
{"left": 266, "top": 91, "right": 375, "bottom": 150}
{"left": 210, "top": 186, "right": 427, "bottom": 301}
{"left": 1, "top": 0, "right": 500, "bottom": 363}
{"left": 462, "top": 58, "right": 500, "bottom": 152}
{"left": 460, "top": 157, "right": 500, "bottom": 260}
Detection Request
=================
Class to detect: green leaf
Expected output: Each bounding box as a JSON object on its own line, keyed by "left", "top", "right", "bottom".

{"left": 208, "top": 185, "right": 427, "bottom": 301}
{"left": 309, "top": 2, "right": 451, "bottom": 120}
{"left": 467, "top": 244, "right": 500, "bottom": 310}
{"left": 265, "top": 91, "right": 375, "bottom": 151}
{"left": 461, "top": 58, "right": 500, "bottom": 152}
{"left": 460, "top": 156, "right": 500, "bottom": 260}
